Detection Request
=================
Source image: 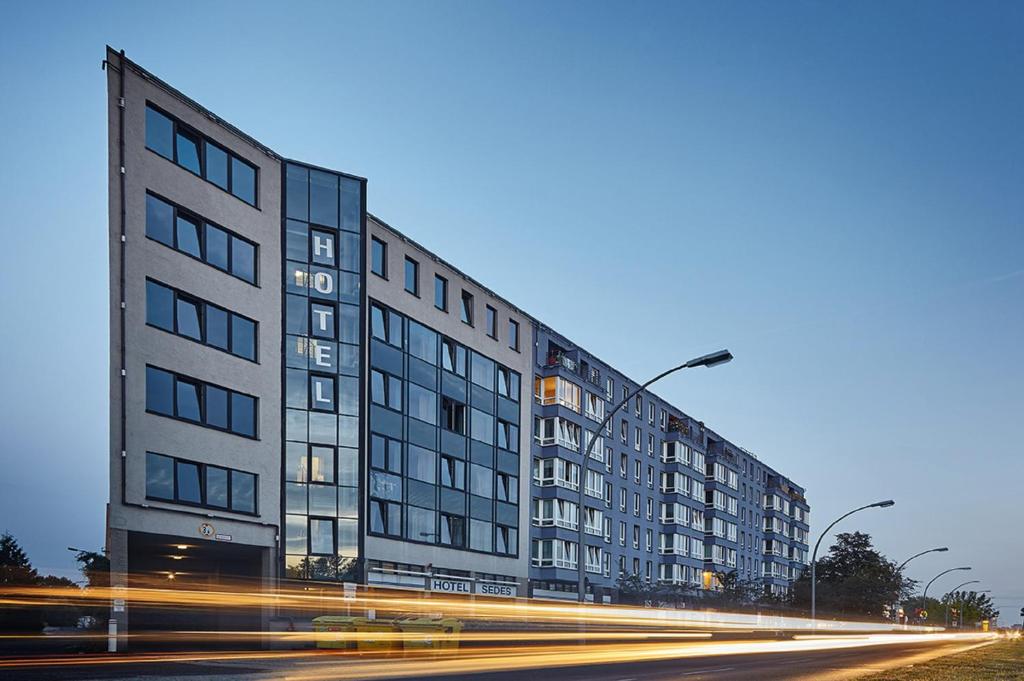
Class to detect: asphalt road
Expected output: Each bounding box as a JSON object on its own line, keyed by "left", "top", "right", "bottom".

{"left": 0, "top": 638, "right": 993, "bottom": 681}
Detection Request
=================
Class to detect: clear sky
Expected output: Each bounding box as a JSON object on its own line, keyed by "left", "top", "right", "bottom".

{"left": 1, "top": 2, "right": 1021, "bottom": 620}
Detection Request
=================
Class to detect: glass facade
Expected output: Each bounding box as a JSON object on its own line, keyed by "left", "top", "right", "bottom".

{"left": 282, "top": 162, "right": 365, "bottom": 582}
{"left": 368, "top": 302, "right": 521, "bottom": 557}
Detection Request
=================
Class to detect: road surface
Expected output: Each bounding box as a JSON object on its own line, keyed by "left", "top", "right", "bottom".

{"left": 0, "top": 636, "right": 995, "bottom": 681}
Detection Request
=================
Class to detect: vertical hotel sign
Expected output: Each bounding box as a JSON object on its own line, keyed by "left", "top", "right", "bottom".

{"left": 281, "top": 162, "right": 366, "bottom": 582}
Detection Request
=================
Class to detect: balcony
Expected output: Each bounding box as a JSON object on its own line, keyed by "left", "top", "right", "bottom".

{"left": 545, "top": 351, "right": 577, "bottom": 373}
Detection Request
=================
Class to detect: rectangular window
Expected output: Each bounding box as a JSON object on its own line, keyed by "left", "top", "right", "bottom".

{"left": 485, "top": 305, "right": 497, "bottom": 339}
{"left": 371, "top": 237, "right": 387, "bottom": 278}
{"left": 404, "top": 256, "right": 419, "bottom": 295}
{"left": 508, "top": 319, "right": 519, "bottom": 351}
{"left": 145, "top": 451, "right": 257, "bottom": 514}
{"left": 146, "top": 279, "right": 257, "bottom": 361}
{"left": 460, "top": 290, "right": 474, "bottom": 326}
{"left": 434, "top": 275, "right": 447, "bottom": 311}
{"left": 145, "top": 104, "right": 258, "bottom": 206}
{"left": 146, "top": 366, "right": 257, "bottom": 438}
{"left": 145, "top": 193, "right": 258, "bottom": 284}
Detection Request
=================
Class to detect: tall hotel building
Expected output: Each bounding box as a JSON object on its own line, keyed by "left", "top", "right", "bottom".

{"left": 106, "top": 49, "right": 809, "bottom": 632}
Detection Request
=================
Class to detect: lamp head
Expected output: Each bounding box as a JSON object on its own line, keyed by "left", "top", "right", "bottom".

{"left": 685, "top": 349, "right": 733, "bottom": 369}
{"left": 935, "top": 547, "right": 949, "bottom": 552}
{"left": 873, "top": 500, "right": 896, "bottom": 508}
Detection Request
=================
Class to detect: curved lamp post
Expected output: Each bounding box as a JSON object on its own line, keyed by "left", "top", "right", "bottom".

{"left": 810, "top": 500, "right": 895, "bottom": 621}
{"left": 922, "top": 567, "right": 971, "bottom": 621}
{"left": 897, "top": 546, "right": 949, "bottom": 572}
{"left": 945, "top": 580, "right": 979, "bottom": 627}
{"left": 575, "top": 349, "right": 733, "bottom": 603}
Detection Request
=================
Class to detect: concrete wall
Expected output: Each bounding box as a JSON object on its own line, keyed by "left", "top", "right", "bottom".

{"left": 107, "top": 47, "right": 281, "bottom": 555}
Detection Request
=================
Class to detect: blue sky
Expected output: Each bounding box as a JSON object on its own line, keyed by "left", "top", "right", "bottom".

{"left": 1, "top": 2, "right": 1021, "bottom": 619}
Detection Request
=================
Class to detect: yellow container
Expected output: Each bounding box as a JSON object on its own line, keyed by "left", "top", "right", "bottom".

{"left": 354, "top": 619, "right": 400, "bottom": 652}
{"left": 396, "top": 617, "right": 463, "bottom": 652}
{"left": 311, "top": 616, "right": 364, "bottom": 650}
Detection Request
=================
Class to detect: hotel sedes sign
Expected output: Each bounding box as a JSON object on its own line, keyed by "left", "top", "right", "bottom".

{"left": 428, "top": 577, "right": 517, "bottom": 597}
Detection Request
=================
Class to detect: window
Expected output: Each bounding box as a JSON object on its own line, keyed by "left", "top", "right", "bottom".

{"left": 404, "top": 257, "right": 419, "bottom": 295}
{"left": 441, "top": 396, "right": 467, "bottom": 434}
{"left": 460, "top": 290, "right": 474, "bottom": 326}
{"left": 145, "top": 104, "right": 257, "bottom": 206}
{"left": 442, "top": 338, "right": 467, "bottom": 376}
{"left": 470, "top": 519, "right": 492, "bottom": 552}
{"left": 497, "top": 367, "right": 520, "bottom": 401}
{"left": 370, "top": 369, "right": 402, "bottom": 411}
{"left": 441, "top": 515, "right": 466, "bottom": 548}
{"left": 146, "top": 279, "right": 257, "bottom": 361}
{"left": 434, "top": 275, "right": 447, "bottom": 311}
{"left": 371, "top": 237, "right": 387, "bottom": 277}
{"left": 145, "top": 452, "right": 256, "bottom": 514}
{"left": 145, "top": 193, "right": 258, "bottom": 284}
{"left": 146, "top": 366, "right": 257, "bottom": 437}
{"left": 508, "top": 319, "right": 519, "bottom": 351}
{"left": 441, "top": 456, "right": 466, "bottom": 490}
{"left": 370, "top": 500, "right": 402, "bottom": 537}
{"left": 534, "top": 376, "right": 581, "bottom": 412}
{"left": 407, "top": 383, "right": 437, "bottom": 424}
{"left": 485, "top": 305, "right": 497, "bottom": 338}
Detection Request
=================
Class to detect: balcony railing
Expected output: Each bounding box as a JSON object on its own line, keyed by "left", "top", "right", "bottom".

{"left": 545, "top": 352, "right": 577, "bottom": 372}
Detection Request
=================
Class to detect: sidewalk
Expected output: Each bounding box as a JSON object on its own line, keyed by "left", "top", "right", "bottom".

{"left": 859, "top": 639, "right": 1024, "bottom": 680}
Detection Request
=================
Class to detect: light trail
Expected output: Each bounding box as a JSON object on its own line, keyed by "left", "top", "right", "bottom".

{"left": 0, "top": 580, "right": 941, "bottom": 634}
{"left": 0, "top": 633, "right": 996, "bottom": 677}
{"left": 278, "top": 634, "right": 999, "bottom": 681}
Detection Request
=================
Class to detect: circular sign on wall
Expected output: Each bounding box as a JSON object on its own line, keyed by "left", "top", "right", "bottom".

{"left": 199, "top": 523, "right": 215, "bottom": 538}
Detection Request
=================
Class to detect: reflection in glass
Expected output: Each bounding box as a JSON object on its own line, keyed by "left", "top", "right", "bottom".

{"left": 176, "top": 297, "right": 202, "bottom": 340}
{"left": 232, "top": 472, "right": 255, "bottom": 513}
{"left": 176, "top": 380, "right": 201, "bottom": 421}
{"left": 176, "top": 215, "right": 201, "bottom": 258}
{"left": 231, "top": 157, "right": 256, "bottom": 205}
{"left": 206, "top": 143, "right": 229, "bottom": 189}
{"left": 205, "top": 386, "right": 228, "bottom": 429}
{"left": 145, "top": 106, "right": 174, "bottom": 159}
{"left": 206, "top": 466, "right": 228, "bottom": 508}
{"left": 176, "top": 461, "right": 201, "bottom": 504}
{"left": 175, "top": 130, "right": 201, "bottom": 174}
{"left": 205, "top": 224, "right": 229, "bottom": 270}
{"left": 146, "top": 194, "right": 174, "bottom": 245}
{"left": 145, "top": 452, "right": 173, "bottom": 499}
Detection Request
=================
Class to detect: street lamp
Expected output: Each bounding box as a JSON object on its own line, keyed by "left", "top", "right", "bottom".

{"left": 945, "top": 580, "right": 979, "bottom": 627}
{"left": 575, "top": 349, "right": 733, "bottom": 603}
{"left": 897, "top": 546, "right": 949, "bottom": 572}
{"left": 958, "top": 588, "right": 990, "bottom": 629}
{"left": 892, "top": 546, "right": 949, "bottom": 623}
{"left": 922, "top": 567, "right": 971, "bottom": 621}
{"left": 810, "top": 500, "right": 895, "bottom": 621}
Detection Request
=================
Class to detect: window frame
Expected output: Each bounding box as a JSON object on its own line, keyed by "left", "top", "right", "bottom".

{"left": 144, "top": 102, "right": 259, "bottom": 207}
{"left": 145, "top": 365, "right": 258, "bottom": 439}
{"left": 145, "top": 191, "right": 259, "bottom": 285}
{"left": 145, "top": 451, "right": 258, "bottom": 515}
{"left": 404, "top": 256, "right": 419, "bottom": 296}
{"left": 146, "top": 277, "right": 258, "bottom": 362}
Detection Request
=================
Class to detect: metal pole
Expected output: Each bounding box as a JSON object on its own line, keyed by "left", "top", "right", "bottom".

{"left": 107, "top": 618, "right": 117, "bottom": 653}
{"left": 810, "top": 500, "right": 894, "bottom": 621}
{"left": 922, "top": 567, "right": 971, "bottom": 622}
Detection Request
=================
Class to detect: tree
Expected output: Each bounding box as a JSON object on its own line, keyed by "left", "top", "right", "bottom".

{"left": 0, "top": 532, "right": 38, "bottom": 585}
{"left": 0, "top": 532, "right": 43, "bottom": 631}
{"left": 942, "top": 590, "right": 999, "bottom": 627}
{"left": 705, "top": 570, "right": 763, "bottom": 610}
{"left": 791, "top": 532, "right": 912, "bottom": 618}
{"left": 73, "top": 550, "right": 110, "bottom": 589}
{"left": 616, "top": 573, "right": 658, "bottom": 606}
